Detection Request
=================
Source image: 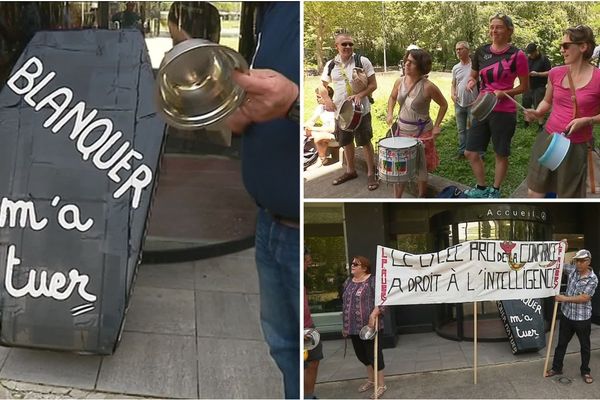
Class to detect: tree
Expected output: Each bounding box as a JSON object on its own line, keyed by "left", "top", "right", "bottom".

{"left": 304, "top": 1, "right": 600, "bottom": 71}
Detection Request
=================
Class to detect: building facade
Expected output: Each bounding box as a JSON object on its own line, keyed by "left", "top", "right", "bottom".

{"left": 305, "top": 202, "right": 600, "bottom": 347}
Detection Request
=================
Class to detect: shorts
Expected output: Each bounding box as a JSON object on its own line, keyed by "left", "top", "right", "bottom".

{"left": 527, "top": 130, "right": 588, "bottom": 197}
{"left": 466, "top": 111, "right": 517, "bottom": 157}
{"left": 311, "top": 131, "right": 335, "bottom": 143}
{"left": 335, "top": 112, "right": 373, "bottom": 147}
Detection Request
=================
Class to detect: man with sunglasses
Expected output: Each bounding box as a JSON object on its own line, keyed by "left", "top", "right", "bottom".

{"left": 319, "top": 32, "right": 379, "bottom": 192}
{"left": 546, "top": 243, "right": 598, "bottom": 384}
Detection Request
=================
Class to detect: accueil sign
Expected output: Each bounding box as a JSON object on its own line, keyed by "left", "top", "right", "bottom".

{"left": 376, "top": 240, "right": 566, "bottom": 306}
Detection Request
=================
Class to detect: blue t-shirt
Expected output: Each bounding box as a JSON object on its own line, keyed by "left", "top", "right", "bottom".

{"left": 241, "top": 2, "right": 299, "bottom": 220}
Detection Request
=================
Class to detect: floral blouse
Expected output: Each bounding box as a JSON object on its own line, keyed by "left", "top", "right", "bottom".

{"left": 342, "top": 275, "right": 383, "bottom": 335}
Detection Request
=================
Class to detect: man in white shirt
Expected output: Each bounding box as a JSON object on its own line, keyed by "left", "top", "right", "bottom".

{"left": 451, "top": 41, "right": 478, "bottom": 159}
{"left": 319, "top": 32, "right": 379, "bottom": 191}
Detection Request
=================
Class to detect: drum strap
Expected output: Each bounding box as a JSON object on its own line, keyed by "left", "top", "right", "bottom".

{"left": 566, "top": 69, "right": 579, "bottom": 119}
{"left": 336, "top": 61, "right": 354, "bottom": 96}
{"left": 398, "top": 117, "right": 431, "bottom": 137}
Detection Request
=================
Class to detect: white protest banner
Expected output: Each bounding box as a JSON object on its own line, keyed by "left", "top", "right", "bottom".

{"left": 376, "top": 240, "right": 566, "bottom": 305}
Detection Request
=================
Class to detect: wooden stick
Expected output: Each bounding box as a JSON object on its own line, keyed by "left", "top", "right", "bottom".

{"left": 374, "top": 315, "right": 379, "bottom": 399}
{"left": 504, "top": 94, "right": 528, "bottom": 112}
{"left": 543, "top": 301, "right": 560, "bottom": 377}
{"left": 474, "top": 301, "right": 478, "bottom": 385}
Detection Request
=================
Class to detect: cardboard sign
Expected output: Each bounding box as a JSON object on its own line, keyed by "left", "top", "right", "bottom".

{"left": 376, "top": 241, "right": 565, "bottom": 305}
{"left": 497, "top": 299, "right": 547, "bottom": 354}
{"left": 0, "top": 30, "right": 165, "bottom": 354}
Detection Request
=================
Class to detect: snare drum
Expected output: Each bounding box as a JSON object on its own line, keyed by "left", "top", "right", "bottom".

{"left": 338, "top": 99, "right": 363, "bottom": 131}
{"left": 378, "top": 137, "right": 419, "bottom": 183}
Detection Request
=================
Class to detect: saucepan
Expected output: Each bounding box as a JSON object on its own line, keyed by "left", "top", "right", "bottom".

{"left": 538, "top": 131, "right": 571, "bottom": 171}
{"left": 304, "top": 328, "right": 320, "bottom": 351}
{"left": 156, "top": 39, "right": 249, "bottom": 130}
{"left": 470, "top": 92, "right": 497, "bottom": 121}
{"left": 359, "top": 325, "right": 376, "bottom": 340}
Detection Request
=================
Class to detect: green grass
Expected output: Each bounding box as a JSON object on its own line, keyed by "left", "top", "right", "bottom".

{"left": 304, "top": 72, "right": 599, "bottom": 196}
{"left": 219, "top": 36, "right": 238, "bottom": 51}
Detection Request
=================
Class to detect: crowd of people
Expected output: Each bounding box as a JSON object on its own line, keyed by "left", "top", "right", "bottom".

{"left": 305, "top": 241, "right": 597, "bottom": 399}
{"left": 304, "top": 14, "right": 600, "bottom": 198}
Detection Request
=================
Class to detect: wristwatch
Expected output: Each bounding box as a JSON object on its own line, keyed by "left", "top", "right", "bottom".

{"left": 287, "top": 96, "right": 300, "bottom": 123}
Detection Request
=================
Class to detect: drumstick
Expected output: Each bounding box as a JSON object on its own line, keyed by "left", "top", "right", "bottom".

{"left": 504, "top": 94, "right": 528, "bottom": 112}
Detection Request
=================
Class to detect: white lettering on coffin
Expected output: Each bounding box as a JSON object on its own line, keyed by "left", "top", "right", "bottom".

{"left": 6, "top": 56, "right": 153, "bottom": 209}
{"left": 5, "top": 245, "right": 97, "bottom": 315}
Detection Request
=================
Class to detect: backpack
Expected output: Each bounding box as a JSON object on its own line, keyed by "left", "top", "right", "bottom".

{"left": 436, "top": 185, "right": 467, "bottom": 198}
{"left": 327, "top": 53, "right": 374, "bottom": 104}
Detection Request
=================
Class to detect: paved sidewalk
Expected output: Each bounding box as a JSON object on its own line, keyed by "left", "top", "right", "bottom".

{"left": 0, "top": 249, "right": 282, "bottom": 399}
{"left": 315, "top": 324, "right": 600, "bottom": 399}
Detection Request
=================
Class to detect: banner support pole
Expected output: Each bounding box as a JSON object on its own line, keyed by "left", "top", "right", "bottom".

{"left": 474, "top": 301, "right": 478, "bottom": 385}
{"left": 543, "top": 300, "right": 559, "bottom": 377}
{"left": 374, "top": 315, "right": 379, "bottom": 399}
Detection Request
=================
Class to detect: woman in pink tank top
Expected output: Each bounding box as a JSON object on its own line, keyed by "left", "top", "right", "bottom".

{"left": 525, "top": 25, "right": 600, "bottom": 198}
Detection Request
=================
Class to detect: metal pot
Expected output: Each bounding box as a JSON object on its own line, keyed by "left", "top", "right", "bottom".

{"left": 304, "top": 328, "right": 320, "bottom": 350}
{"left": 359, "top": 325, "right": 376, "bottom": 340}
{"left": 538, "top": 132, "right": 571, "bottom": 171}
{"left": 470, "top": 92, "right": 497, "bottom": 122}
{"left": 156, "top": 39, "right": 249, "bottom": 130}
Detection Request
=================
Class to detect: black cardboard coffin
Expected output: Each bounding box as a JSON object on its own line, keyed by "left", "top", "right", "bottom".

{"left": 0, "top": 29, "right": 165, "bottom": 354}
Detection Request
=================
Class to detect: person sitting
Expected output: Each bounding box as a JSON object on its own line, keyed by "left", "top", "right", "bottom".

{"left": 304, "top": 86, "right": 336, "bottom": 167}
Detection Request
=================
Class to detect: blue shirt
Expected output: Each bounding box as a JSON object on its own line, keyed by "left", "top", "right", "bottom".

{"left": 561, "top": 263, "right": 598, "bottom": 321}
{"left": 241, "top": 3, "right": 300, "bottom": 220}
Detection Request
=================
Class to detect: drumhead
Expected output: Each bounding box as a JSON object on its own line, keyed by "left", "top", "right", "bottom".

{"left": 379, "top": 136, "right": 418, "bottom": 149}
{"left": 338, "top": 99, "right": 359, "bottom": 130}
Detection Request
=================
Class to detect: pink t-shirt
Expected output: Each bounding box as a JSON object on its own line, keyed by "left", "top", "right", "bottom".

{"left": 473, "top": 44, "right": 529, "bottom": 113}
{"left": 545, "top": 66, "right": 600, "bottom": 144}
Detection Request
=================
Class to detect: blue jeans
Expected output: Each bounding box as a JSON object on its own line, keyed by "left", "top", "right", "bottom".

{"left": 455, "top": 103, "right": 470, "bottom": 154}
{"left": 255, "top": 209, "right": 300, "bottom": 399}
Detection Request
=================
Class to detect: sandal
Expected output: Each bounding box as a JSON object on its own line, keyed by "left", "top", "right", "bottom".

{"left": 367, "top": 174, "right": 379, "bottom": 191}
{"left": 332, "top": 171, "right": 358, "bottom": 186}
{"left": 583, "top": 374, "right": 594, "bottom": 384}
{"left": 370, "top": 384, "right": 387, "bottom": 399}
{"left": 545, "top": 369, "right": 562, "bottom": 377}
{"left": 357, "top": 381, "right": 374, "bottom": 393}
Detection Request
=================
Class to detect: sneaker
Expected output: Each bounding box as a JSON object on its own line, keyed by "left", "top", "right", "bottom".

{"left": 487, "top": 187, "right": 501, "bottom": 198}
{"left": 464, "top": 186, "right": 489, "bottom": 198}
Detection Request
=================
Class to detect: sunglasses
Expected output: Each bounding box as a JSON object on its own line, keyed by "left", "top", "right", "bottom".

{"left": 455, "top": 47, "right": 466, "bottom": 51}
{"left": 351, "top": 262, "right": 360, "bottom": 267}
{"left": 560, "top": 41, "right": 583, "bottom": 50}
{"left": 340, "top": 42, "right": 354, "bottom": 48}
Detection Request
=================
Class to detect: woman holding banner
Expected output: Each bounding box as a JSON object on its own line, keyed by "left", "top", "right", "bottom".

{"left": 342, "top": 256, "right": 387, "bottom": 399}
